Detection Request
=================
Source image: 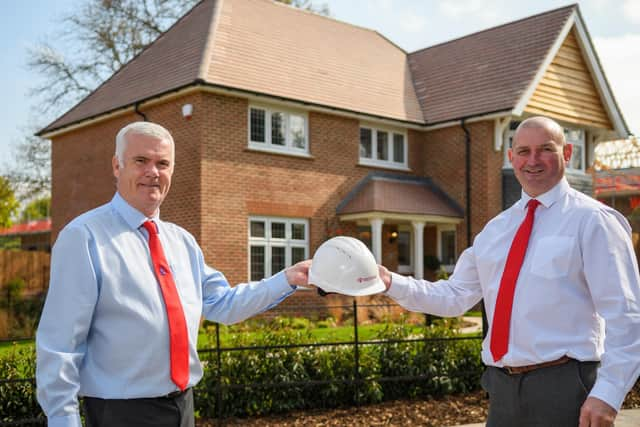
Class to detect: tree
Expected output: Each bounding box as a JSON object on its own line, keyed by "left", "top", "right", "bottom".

{"left": 0, "top": 176, "right": 19, "bottom": 228}
{"left": 28, "top": 0, "right": 200, "bottom": 114}
{"left": 6, "top": 124, "right": 51, "bottom": 200}
{"left": 27, "top": 0, "right": 329, "bottom": 114}
{"left": 20, "top": 197, "right": 51, "bottom": 222}
{"left": 276, "top": 0, "right": 330, "bottom": 16}
{"left": 18, "top": 0, "right": 329, "bottom": 197}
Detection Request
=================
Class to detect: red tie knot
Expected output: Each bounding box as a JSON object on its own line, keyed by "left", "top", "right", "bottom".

{"left": 527, "top": 199, "right": 541, "bottom": 211}
{"left": 143, "top": 220, "right": 158, "bottom": 235}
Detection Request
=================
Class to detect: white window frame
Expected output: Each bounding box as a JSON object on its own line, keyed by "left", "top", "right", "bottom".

{"left": 437, "top": 224, "right": 457, "bottom": 273}
{"left": 359, "top": 124, "right": 409, "bottom": 170}
{"left": 248, "top": 105, "right": 310, "bottom": 156}
{"left": 564, "top": 128, "right": 586, "bottom": 174}
{"left": 248, "top": 216, "right": 309, "bottom": 281}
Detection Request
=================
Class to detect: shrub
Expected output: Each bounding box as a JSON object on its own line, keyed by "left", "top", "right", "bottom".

{"left": 1, "top": 321, "right": 484, "bottom": 423}
{"left": 0, "top": 344, "right": 42, "bottom": 424}
{"left": 195, "top": 320, "right": 482, "bottom": 419}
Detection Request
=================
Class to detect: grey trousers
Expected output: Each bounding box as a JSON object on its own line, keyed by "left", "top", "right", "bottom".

{"left": 83, "top": 388, "right": 194, "bottom": 427}
{"left": 481, "top": 359, "right": 599, "bottom": 427}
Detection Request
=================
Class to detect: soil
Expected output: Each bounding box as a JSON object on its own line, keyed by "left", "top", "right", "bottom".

{"left": 198, "top": 383, "right": 640, "bottom": 427}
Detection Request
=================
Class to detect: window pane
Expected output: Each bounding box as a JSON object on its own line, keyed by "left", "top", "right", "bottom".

{"left": 570, "top": 144, "right": 583, "bottom": 170}
{"left": 360, "top": 128, "right": 372, "bottom": 158}
{"left": 441, "top": 230, "right": 456, "bottom": 265}
{"left": 291, "top": 223, "right": 305, "bottom": 240}
{"left": 250, "top": 108, "right": 265, "bottom": 143}
{"left": 393, "top": 133, "right": 404, "bottom": 163}
{"left": 398, "top": 231, "right": 410, "bottom": 265}
{"left": 271, "top": 222, "right": 285, "bottom": 238}
{"left": 377, "top": 131, "right": 388, "bottom": 160}
{"left": 250, "top": 221, "right": 265, "bottom": 238}
{"left": 250, "top": 246, "right": 265, "bottom": 281}
{"left": 271, "top": 112, "right": 285, "bottom": 146}
{"left": 290, "top": 114, "right": 306, "bottom": 149}
{"left": 271, "top": 246, "right": 285, "bottom": 273}
{"left": 291, "top": 247, "right": 305, "bottom": 264}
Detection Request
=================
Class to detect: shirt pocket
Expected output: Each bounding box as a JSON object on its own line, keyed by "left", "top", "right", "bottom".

{"left": 529, "top": 236, "right": 575, "bottom": 280}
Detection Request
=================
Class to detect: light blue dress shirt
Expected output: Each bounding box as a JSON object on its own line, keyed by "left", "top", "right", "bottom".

{"left": 36, "top": 193, "right": 296, "bottom": 427}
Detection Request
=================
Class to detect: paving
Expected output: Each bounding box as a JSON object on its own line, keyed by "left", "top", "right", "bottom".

{"left": 454, "top": 318, "right": 640, "bottom": 426}
{"left": 450, "top": 408, "right": 640, "bottom": 426}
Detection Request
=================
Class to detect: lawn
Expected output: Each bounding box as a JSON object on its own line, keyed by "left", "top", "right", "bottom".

{"left": 0, "top": 318, "right": 479, "bottom": 356}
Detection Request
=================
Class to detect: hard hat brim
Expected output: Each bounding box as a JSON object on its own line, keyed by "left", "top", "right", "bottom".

{"left": 309, "top": 271, "right": 386, "bottom": 297}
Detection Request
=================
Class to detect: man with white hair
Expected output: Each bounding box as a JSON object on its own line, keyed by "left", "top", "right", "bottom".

{"left": 379, "top": 116, "right": 640, "bottom": 427}
{"left": 36, "top": 121, "right": 311, "bottom": 427}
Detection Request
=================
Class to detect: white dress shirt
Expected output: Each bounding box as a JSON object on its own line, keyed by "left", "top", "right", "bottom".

{"left": 387, "top": 178, "right": 640, "bottom": 410}
{"left": 36, "top": 193, "right": 296, "bottom": 427}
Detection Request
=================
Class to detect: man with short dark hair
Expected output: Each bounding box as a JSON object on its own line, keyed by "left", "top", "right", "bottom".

{"left": 379, "top": 116, "right": 640, "bottom": 426}
{"left": 36, "top": 121, "right": 310, "bottom": 427}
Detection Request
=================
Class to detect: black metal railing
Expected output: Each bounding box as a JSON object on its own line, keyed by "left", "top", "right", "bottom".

{"left": 1, "top": 300, "right": 482, "bottom": 426}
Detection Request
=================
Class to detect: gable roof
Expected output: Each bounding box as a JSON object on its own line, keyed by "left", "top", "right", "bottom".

{"left": 408, "top": 5, "right": 575, "bottom": 124}
{"left": 40, "top": 1, "right": 628, "bottom": 137}
{"left": 41, "top": 0, "right": 423, "bottom": 134}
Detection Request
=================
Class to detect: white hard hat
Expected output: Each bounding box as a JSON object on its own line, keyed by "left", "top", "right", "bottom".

{"left": 309, "top": 236, "right": 385, "bottom": 296}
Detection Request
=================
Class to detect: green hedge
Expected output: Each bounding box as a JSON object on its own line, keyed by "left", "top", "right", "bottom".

{"left": 1, "top": 323, "right": 483, "bottom": 423}
{"left": 0, "top": 344, "right": 42, "bottom": 424}
{"left": 194, "top": 322, "right": 483, "bottom": 418}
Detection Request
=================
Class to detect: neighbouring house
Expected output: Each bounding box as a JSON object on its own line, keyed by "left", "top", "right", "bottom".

{"left": 0, "top": 218, "right": 52, "bottom": 297}
{"left": 0, "top": 218, "right": 52, "bottom": 252}
{"left": 594, "top": 137, "right": 640, "bottom": 217}
{"left": 38, "top": 0, "right": 629, "bottom": 308}
{"left": 594, "top": 137, "right": 640, "bottom": 262}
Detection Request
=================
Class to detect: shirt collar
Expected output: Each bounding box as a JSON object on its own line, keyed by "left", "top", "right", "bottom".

{"left": 111, "top": 192, "right": 160, "bottom": 230}
{"left": 519, "top": 177, "right": 570, "bottom": 210}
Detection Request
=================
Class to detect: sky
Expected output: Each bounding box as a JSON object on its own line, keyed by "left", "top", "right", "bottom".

{"left": 1, "top": 0, "right": 639, "bottom": 169}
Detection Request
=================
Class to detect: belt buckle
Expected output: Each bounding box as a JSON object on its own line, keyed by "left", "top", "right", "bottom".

{"left": 503, "top": 366, "right": 519, "bottom": 375}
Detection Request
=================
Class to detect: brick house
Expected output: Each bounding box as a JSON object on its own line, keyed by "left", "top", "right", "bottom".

{"left": 39, "top": 0, "right": 629, "bottom": 304}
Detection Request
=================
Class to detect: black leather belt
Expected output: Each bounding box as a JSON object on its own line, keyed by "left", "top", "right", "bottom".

{"left": 163, "top": 388, "right": 188, "bottom": 399}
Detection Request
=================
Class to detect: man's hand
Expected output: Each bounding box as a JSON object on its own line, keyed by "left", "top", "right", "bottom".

{"left": 579, "top": 396, "right": 616, "bottom": 427}
{"left": 378, "top": 265, "right": 392, "bottom": 291}
{"left": 285, "top": 260, "right": 312, "bottom": 287}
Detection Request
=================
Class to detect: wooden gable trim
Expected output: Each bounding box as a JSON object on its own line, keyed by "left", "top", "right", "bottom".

{"left": 515, "top": 9, "right": 628, "bottom": 136}
{"left": 525, "top": 29, "right": 612, "bottom": 129}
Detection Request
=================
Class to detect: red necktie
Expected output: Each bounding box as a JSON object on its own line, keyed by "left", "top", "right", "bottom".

{"left": 143, "top": 220, "right": 189, "bottom": 390}
{"left": 490, "top": 199, "right": 541, "bottom": 362}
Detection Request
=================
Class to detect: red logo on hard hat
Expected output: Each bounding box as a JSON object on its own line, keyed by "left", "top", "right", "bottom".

{"left": 357, "top": 276, "right": 376, "bottom": 283}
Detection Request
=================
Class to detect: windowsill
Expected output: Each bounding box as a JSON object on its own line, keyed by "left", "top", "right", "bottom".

{"left": 357, "top": 161, "right": 411, "bottom": 172}
{"left": 246, "top": 146, "right": 314, "bottom": 159}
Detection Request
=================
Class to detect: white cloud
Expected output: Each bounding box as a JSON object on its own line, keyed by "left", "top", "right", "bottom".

{"left": 371, "top": 0, "right": 393, "bottom": 12}
{"left": 398, "top": 12, "right": 426, "bottom": 33}
{"left": 623, "top": 0, "right": 640, "bottom": 23}
{"left": 438, "top": 0, "right": 503, "bottom": 21}
{"left": 594, "top": 34, "right": 640, "bottom": 134}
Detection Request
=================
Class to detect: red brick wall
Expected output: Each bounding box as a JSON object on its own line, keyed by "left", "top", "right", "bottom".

{"left": 422, "top": 121, "right": 503, "bottom": 253}
{"left": 50, "top": 91, "right": 502, "bottom": 313}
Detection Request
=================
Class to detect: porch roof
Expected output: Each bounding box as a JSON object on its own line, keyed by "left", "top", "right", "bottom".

{"left": 336, "top": 172, "right": 464, "bottom": 221}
